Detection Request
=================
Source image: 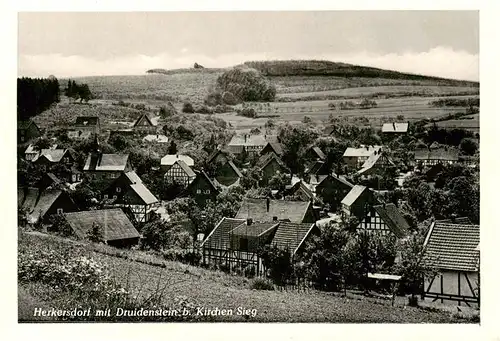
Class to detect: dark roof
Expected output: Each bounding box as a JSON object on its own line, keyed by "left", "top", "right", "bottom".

{"left": 64, "top": 209, "right": 140, "bottom": 241}
{"left": 230, "top": 222, "right": 279, "bottom": 237}
{"left": 207, "top": 149, "right": 226, "bottom": 163}
{"left": 18, "top": 188, "right": 66, "bottom": 223}
{"left": 372, "top": 203, "right": 410, "bottom": 238}
{"left": 271, "top": 222, "right": 316, "bottom": 254}
{"left": 260, "top": 142, "right": 284, "bottom": 156}
{"left": 202, "top": 218, "right": 316, "bottom": 255}
{"left": 18, "top": 120, "right": 39, "bottom": 131}
{"left": 257, "top": 152, "right": 289, "bottom": 172}
{"left": 199, "top": 171, "right": 219, "bottom": 191}
{"left": 286, "top": 181, "right": 314, "bottom": 200}
{"left": 307, "top": 160, "right": 329, "bottom": 175}
{"left": 423, "top": 222, "right": 480, "bottom": 272}
{"left": 235, "top": 198, "right": 311, "bottom": 223}
{"left": 75, "top": 116, "right": 100, "bottom": 126}
{"left": 133, "top": 113, "right": 157, "bottom": 127}
{"left": 201, "top": 217, "right": 246, "bottom": 249}
{"left": 227, "top": 160, "right": 243, "bottom": 178}
{"left": 414, "top": 148, "right": 459, "bottom": 161}
{"left": 310, "top": 146, "right": 326, "bottom": 160}
{"left": 45, "top": 173, "right": 62, "bottom": 185}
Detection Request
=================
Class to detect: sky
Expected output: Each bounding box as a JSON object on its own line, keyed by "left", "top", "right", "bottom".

{"left": 18, "top": 11, "right": 479, "bottom": 81}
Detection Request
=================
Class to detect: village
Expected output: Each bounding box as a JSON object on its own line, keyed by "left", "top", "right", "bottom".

{"left": 17, "top": 71, "right": 480, "bottom": 321}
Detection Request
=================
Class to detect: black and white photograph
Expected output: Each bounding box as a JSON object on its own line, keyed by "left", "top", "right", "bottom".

{"left": 15, "top": 10, "right": 483, "bottom": 326}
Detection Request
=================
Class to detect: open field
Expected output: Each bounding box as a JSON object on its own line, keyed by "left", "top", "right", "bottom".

{"left": 19, "top": 232, "right": 474, "bottom": 323}
{"left": 426, "top": 113, "right": 480, "bottom": 133}
{"left": 276, "top": 85, "right": 479, "bottom": 101}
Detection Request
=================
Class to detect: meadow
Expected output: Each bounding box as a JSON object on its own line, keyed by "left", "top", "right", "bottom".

{"left": 19, "top": 232, "right": 475, "bottom": 323}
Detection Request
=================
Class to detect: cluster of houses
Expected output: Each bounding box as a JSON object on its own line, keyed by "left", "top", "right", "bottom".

{"left": 17, "top": 116, "right": 479, "bottom": 307}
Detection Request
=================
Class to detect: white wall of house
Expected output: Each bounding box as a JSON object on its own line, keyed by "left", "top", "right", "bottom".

{"left": 424, "top": 271, "right": 479, "bottom": 306}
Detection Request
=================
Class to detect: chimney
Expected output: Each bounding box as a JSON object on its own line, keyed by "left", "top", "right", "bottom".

{"left": 244, "top": 134, "right": 247, "bottom": 142}
{"left": 266, "top": 197, "right": 270, "bottom": 212}
{"left": 176, "top": 154, "right": 179, "bottom": 158}
{"left": 393, "top": 122, "right": 396, "bottom": 130}
{"left": 247, "top": 218, "right": 252, "bottom": 226}
{"left": 272, "top": 216, "right": 278, "bottom": 221}
{"left": 366, "top": 145, "right": 369, "bottom": 151}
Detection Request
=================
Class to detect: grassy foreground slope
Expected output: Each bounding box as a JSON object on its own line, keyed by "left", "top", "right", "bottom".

{"left": 19, "top": 232, "right": 470, "bottom": 323}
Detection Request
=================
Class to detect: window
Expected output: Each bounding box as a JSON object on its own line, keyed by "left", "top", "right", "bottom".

{"left": 103, "top": 194, "right": 108, "bottom": 200}
{"left": 196, "top": 189, "right": 202, "bottom": 194}
{"left": 206, "top": 199, "right": 211, "bottom": 203}
{"left": 204, "top": 189, "right": 211, "bottom": 194}
{"left": 116, "top": 187, "right": 121, "bottom": 193}
{"left": 113, "top": 195, "right": 117, "bottom": 200}
{"left": 110, "top": 173, "right": 117, "bottom": 179}
{"left": 56, "top": 208, "right": 63, "bottom": 214}
{"left": 63, "top": 157, "right": 69, "bottom": 163}
{"left": 366, "top": 216, "right": 371, "bottom": 223}
{"left": 239, "top": 238, "right": 249, "bottom": 251}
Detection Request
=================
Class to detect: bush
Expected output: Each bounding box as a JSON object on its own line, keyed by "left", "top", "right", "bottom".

{"left": 162, "top": 248, "right": 201, "bottom": 266}
{"left": 238, "top": 108, "right": 257, "bottom": 118}
{"left": 250, "top": 278, "right": 274, "bottom": 290}
{"left": 222, "top": 91, "right": 239, "bottom": 105}
{"left": 182, "top": 102, "right": 195, "bottom": 113}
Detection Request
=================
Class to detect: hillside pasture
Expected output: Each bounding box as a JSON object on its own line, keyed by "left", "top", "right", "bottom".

{"left": 19, "top": 232, "right": 471, "bottom": 323}
{"left": 426, "top": 113, "right": 480, "bottom": 133}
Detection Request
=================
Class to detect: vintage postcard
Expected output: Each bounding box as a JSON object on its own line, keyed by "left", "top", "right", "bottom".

{"left": 16, "top": 10, "right": 481, "bottom": 328}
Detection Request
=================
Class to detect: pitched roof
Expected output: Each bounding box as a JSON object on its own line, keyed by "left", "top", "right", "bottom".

{"left": 75, "top": 116, "right": 99, "bottom": 126}
{"left": 201, "top": 217, "right": 246, "bottom": 249}
{"left": 35, "top": 149, "right": 68, "bottom": 163}
{"left": 18, "top": 188, "right": 65, "bottom": 223}
{"left": 207, "top": 149, "right": 226, "bottom": 163}
{"left": 18, "top": 120, "right": 38, "bottom": 131}
{"left": 271, "top": 222, "right": 316, "bottom": 254}
{"left": 227, "top": 160, "right": 243, "bottom": 178}
{"left": 343, "top": 145, "right": 382, "bottom": 158}
{"left": 230, "top": 222, "right": 279, "bottom": 237}
{"left": 414, "top": 148, "right": 459, "bottom": 161}
{"left": 235, "top": 198, "right": 311, "bottom": 223}
{"left": 133, "top": 113, "right": 158, "bottom": 127}
{"left": 84, "top": 154, "right": 130, "bottom": 171}
{"left": 286, "top": 181, "right": 314, "bottom": 200}
{"left": 341, "top": 185, "right": 367, "bottom": 207}
{"left": 423, "top": 222, "right": 480, "bottom": 272}
{"left": 382, "top": 122, "right": 409, "bottom": 133}
{"left": 64, "top": 209, "right": 140, "bottom": 242}
{"left": 177, "top": 160, "right": 196, "bottom": 177}
{"left": 128, "top": 183, "right": 158, "bottom": 205}
{"left": 196, "top": 170, "right": 219, "bottom": 191}
{"left": 257, "top": 152, "right": 289, "bottom": 172}
{"left": 124, "top": 171, "right": 143, "bottom": 184}
{"left": 228, "top": 134, "right": 278, "bottom": 147}
{"left": 372, "top": 203, "right": 410, "bottom": 238}
{"left": 161, "top": 154, "right": 194, "bottom": 167}
{"left": 307, "top": 160, "right": 328, "bottom": 175}
{"left": 25, "top": 144, "right": 37, "bottom": 154}
{"left": 310, "top": 146, "right": 326, "bottom": 160}
{"left": 260, "top": 142, "right": 284, "bottom": 156}
{"left": 309, "top": 174, "right": 329, "bottom": 186}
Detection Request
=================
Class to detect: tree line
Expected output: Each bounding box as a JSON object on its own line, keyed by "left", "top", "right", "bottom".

{"left": 65, "top": 80, "right": 93, "bottom": 102}
{"left": 17, "top": 77, "right": 60, "bottom": 121}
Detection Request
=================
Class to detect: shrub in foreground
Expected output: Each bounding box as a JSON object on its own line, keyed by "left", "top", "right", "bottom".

{"left": 250, "top": 278, "right": 274, "bottom": 291}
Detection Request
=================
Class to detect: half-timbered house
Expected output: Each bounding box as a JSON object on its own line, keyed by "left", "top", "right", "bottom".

{"left": 83, "top": 152, "right": 132, "bottom": 180}
{"left": 103, "top": 171, "right": 159, "bottom": 223}
{"left": 164, "top": 160, "right": 196, "bottom": 186}
{"left": 343, "top": 145, "right": 382, "bottom": 168}
{"left": 414, "top": 147, "right": 459, "bottom": 167}
{"left": 201, "top": 217, "right": 319, "bottom": 277}
{"left": 422, "top": 221, "right": 479, "bottom": 307}
{"left": 227, "top": 134, "right": 279, "bottom": 155}
{"left": 356, "top": 203, "right": 410, "bottom": 238}
{"left": 259, "top": 142, "right": 284, "bottom": 158}
{"left": 357, "top": 151, "right": 395, "bottom": 176}
{"left": 160, "top": 154, "right": 194, "bottom": 172}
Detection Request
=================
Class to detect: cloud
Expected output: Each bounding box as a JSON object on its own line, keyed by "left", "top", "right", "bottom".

{"left": 18, "top": 46, "right": 478, "bottom": 81}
